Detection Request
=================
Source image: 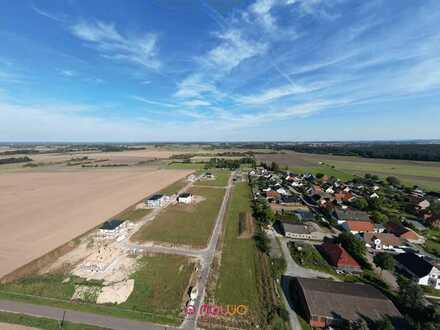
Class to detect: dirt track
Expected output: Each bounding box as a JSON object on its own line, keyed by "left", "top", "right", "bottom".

{"left": 0, "top": 168, "right": 191, "bottom": 279}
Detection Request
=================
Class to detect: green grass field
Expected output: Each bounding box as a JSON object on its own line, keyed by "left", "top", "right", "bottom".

{"left": 114, "top": 208, "right": 152, "bottom": 222}
{"left": 288, "top": 242, "right": 336, "bottom": 276}
{"left": 132, "top": 186, "right": 225, "bottom": 247}
{"left": 0, "top": 311, "right": 109, "bottom": 330}
{"left": 194, "top": 169, "right": 230, "bottom": 187}
{"left": 157, "top": 176, "right": 189, "bottom": 195}
{"left": 424, "top": 228, "right": 440, "bottom": 257}
{"left": 0, "top": 255, "right": 193, "bottom": 325}
{"left": 121, "top": 255, "right": 193, "bottom": 317}
{"left": 215, "top": 183, "right": 260, "bottom": 317}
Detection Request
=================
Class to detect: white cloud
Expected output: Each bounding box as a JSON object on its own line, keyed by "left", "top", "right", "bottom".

{"left": 251, "top": 0, "right": 277, "bottom": 31}
{"left": 174, "top": 74, "right": 219, "bottom": 99}
{"left": 59, "top": 69, "right": 76, "bottom": 77}
{"left": 207, "top": 29, "right": 267, "bottom": 73}
{"left": 182, "top": 99, "right": 211, "bottom": 108}
{"left": 238, "top": 82, "right": 324, "bottom": 104}
{"left": 31, "top": 5, "right": 66, "bottom": 23}
{"left": 131, "top": 96, "right": 176, "bottom": 108}
{"left": 71, "top": 21, "right": 160, "bottom": 70}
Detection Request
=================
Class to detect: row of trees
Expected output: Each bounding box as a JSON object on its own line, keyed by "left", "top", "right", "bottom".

{"left": 205, "top": 157, "right": 256, "bottom": 170}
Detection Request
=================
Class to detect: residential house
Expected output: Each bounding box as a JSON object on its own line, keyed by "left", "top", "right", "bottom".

{"left": 291, "top": 277, "right": 402, "bottom": 329}
{"left": 98, "top": 220, "right": 127, "bottom": 239}
{"left": 362, "top": 233, "right": 402, "bottom": 250}
{"left": 417, "top": 200, "right": 431, "bottom": 211}
{"left": 318, "top": 243, "right": 361, "bottom": 273}
{"left": 177, "top": 192, "right": 192, "bottom": 204}
{"left": 342, "top": 220, "right": 374, "bottom": 234}
{"left": 386, "top": 223, "right": 420, "bottom": 242}
{"left": 145, "top": 194, "right": 170, "bottom": 208}
{"left": 266, "top": 190, "right": 280, "bottom": 200}
{"left": 395, "top": 253, "right": 440, "bottom": 289}
{"left": 295, "top": 209, "right": 316, "bottom": 222}
{"left": 334, "top": 209, "right": 370, "bottom": 225}
{"left": 280, "top": 221, "right": 315, "bottom": 240}
{"left": 369, "top": 192, "right": 380, "bottom": 199}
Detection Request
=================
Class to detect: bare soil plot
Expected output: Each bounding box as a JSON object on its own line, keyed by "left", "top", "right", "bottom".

{"left": 0, "top": 168, "right": 192, "bottom": 279}
{"left": 132, "top": 186, "right": 225, "bottom": 247}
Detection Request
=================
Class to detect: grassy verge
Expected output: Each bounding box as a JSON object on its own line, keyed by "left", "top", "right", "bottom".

{"left": 298, "top": 315, "right": 312, "bottom": 330}
{"left": 0, "top": 311, "right": 109, "bottom": 330}
{"left": 114, "top": 208, "right": 152, "bottom": 222}
{"left": 121, "top": 255, "right": 194, "bottom": 317}
{"left": 287, "top": 242, "right": 336, "bottom": 276}
{"left": 423, "top": 285, "right": 440, "bottom": 297}
{"left": 157, "top": 177, "right": 189, "bottom": 195}
{"left": 166, "top": 162, "right": 205, "bottom": 170}
{"left": 132, "top": 186, "right": 225, "bottom": 247}
{"left": 194, "top": 170, "right": 230, "bottom": 187}
{"left": 424, "top": 228, "right": 440, "bottom": 257}
{"left": 215, "top": 183, "right": 260, "bottom": 321}
{"left": 0, "top": 255, "right": 194, "bottom": 326}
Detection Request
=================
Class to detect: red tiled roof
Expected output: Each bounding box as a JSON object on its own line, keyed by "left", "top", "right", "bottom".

{"left": 319, "top": 243, "right": 360, "bottom": 268}
{"left": 386, "top": 223, "right": 418, "bottom": 240}
{"left": 345, "top": 220, "right": 374, "bottom": 233}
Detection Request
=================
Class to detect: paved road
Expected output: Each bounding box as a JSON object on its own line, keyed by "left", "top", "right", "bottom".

{"left": 0, "top": 300, "right": 173, "bottom": 330}
{"left": 183, "top": 172, "right": 235, "bottom": 329}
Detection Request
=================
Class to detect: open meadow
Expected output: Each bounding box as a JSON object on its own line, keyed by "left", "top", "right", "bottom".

{"left": 257, "top": 151, "right": 440, "bottom": 191}
{"left": 0, "top": 168, "right": 192, "bottom": 279}
{"left": 132, "top": 186, "right": 225, "bottom": 247}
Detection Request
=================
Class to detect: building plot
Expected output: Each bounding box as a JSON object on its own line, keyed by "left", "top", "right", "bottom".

{"left": 132, "top": 186, "right": 226, "bottom": 247}
{"left": 0, "top": 168, "right": 192, "bottom": 279}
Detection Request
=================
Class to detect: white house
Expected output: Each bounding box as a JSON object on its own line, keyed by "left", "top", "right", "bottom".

{"left": 325, "top": 187, "right": 335, "bottom": 194}
{"left": 276, "top": 187, "right": 288, "bottom": 195}
{"left": 369, "top": 192, "right": 380, "bottom": 199}
{"left": 145, "top": 194, "right": 170, "bottom": 208}
{"left": 418, "top": 200, "right": 431, "bottom": 210}
{"left": 178, "top": 192, "right": 193, "bottom": 204}
{"left": 98, "top": 220, "right": 128, "bottom": 239}
{"left": 395, "top": 253, "right": 440, "bottom": 289}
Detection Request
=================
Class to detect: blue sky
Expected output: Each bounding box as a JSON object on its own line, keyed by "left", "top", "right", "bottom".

{"left": 0, "top": 0, "right": 439, "bottom": 142}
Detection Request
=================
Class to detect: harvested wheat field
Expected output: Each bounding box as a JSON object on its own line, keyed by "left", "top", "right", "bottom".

{"left": 0, "top": 168, "right": 192, "bottom": 279}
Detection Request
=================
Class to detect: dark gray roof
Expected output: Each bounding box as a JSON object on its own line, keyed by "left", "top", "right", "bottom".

{"left": 295, "top": 209, "right": 315, "bottom": 221}
{"left": 395, "top": 252, "right": 434, "bottom": 278}
{"left": 335, "top": 209, "right": 370, "bottom": 221}
{"left": 295, "top": 277, "right": 402, "bottom": 322}
{"left": 147, "top": 194, "right": 163, "bottom": 201}
{"left": 281, "top": 221, "right": 311, "bottom": 234}
{"left": 100, "top": 220, "right": 124, "bottom": 230}
{"left": 179, "top": 192, "right": 192, "bottom": 198}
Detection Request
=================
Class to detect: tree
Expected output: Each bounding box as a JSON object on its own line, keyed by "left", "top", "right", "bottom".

{"left": 397, "top": 276, "right": 424, "bottom": 309}
{"left": 371, "top": 211, "right": 389, "bottom": 224}
{"left": 373, "top": 253, "right": 395, "bottom": 274}
{"left": 254, "top": 230, "right": 270, "bottom": 254}
{"left": 270, "top": 161, "right": 280, "bottom": 172}
{"left": 431, "top": 201, "right": 440, "bottom": 217}
{"left": 374, "top": 317, "right": 395, "bottom": 330}
{"left": 315, "top": 172, "right": 324, "bottom": 179}
{"left": 386, "top": 176, "right": 401, "bottom": 186}
{"left": 352, "top": 197, "right": 368, "bottom": 210}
